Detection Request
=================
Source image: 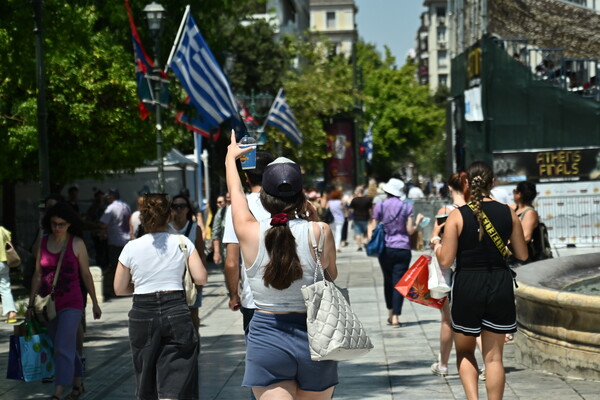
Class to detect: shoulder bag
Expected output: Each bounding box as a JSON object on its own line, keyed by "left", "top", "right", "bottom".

{"left": 301, "top": 222, "right": 374, "bottom": 361}
{"left": 178, "top": 235, "right": 197, "bottom": 306}
{"left": 34, "top": 238, "right": 68, "bottom": 323}
{"left": 366, "top": 202, "right": 405, "bottom": 257}
{"left": 2, "top": 229, "right": 21, "bottom": 268}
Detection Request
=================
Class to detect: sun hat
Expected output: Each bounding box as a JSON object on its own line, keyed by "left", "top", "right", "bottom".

{"left": 382, "top": 178, "right": 406, "bottom": 199}
{"left": 262, "top": 157, "right": 303, "bottom": 198}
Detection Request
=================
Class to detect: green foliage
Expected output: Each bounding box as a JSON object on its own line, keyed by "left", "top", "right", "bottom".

{"left": 277, "top": 38, "right": 358, "bottom": 173}
{"left": 357, "top": 42, "right": 446, "bottom": 179}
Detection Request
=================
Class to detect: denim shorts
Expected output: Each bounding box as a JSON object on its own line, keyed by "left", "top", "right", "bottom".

{"left": 242, "top": 311, "right": 338, "bottom": 391}
{"left": 353, "top": 220, "right": 368, "bottom": 236}
{"left": 129, "top": 290, "right": 199, "bottom": 400}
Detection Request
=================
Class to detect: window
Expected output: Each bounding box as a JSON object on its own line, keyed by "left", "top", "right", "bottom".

{"left": 437, "top": 7, "right": 446, "bottom": 17}
{"left": 438, "top": 50, "right": 448, "bottom": 67}
{"left": 437, "top": 27, "right": 446, "bottom": 42}
{"left": 326, "top": 11, "right": 336, "bottom": 29}
{"left": 439, "top": 74, "right": 448, "bottom": 86}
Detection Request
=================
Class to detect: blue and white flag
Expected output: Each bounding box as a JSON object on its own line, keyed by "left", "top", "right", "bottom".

{"left": 361, "top": 120, "right": 374, "bottom": 164}
{"left": 264, "top": 88, "right": 303, "bottom": 146}
{"left": 169, "top": 14, "right": 239, "bottom": 131}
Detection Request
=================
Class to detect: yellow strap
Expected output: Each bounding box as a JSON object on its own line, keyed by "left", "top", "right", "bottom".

{"left": 467, "top": 202, "right": 508, "bottom": 258}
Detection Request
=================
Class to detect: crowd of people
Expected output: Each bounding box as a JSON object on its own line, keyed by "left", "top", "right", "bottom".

{"left": 0, "top": 146, "right": 545, "bottom": 399}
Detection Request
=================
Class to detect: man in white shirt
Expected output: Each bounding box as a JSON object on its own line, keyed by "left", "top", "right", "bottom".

{"left": 99, "top": 188, "right": 131, "bottom": 299}
{"left": 222, "top": 151, "right": 274, "bottom": 333}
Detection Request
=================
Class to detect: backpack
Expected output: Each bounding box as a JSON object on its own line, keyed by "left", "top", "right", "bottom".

{"left": 528, "top": 222, "right": 553, "bottom": 262}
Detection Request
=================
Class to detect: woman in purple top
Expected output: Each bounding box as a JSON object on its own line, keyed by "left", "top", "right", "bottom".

{"left": 371, "top": 178, "right": 423, "bottom": 327}
{"left": 28, "top": 203, "right": 102, "bottom": 400}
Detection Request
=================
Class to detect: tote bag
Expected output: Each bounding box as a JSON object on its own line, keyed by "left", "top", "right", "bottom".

{"left": 301, "top": 222, "right": 373, "bottom": 361}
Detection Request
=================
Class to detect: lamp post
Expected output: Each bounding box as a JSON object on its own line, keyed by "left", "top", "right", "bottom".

{"left": 143, "top": 1, "right": 167, "bottom": 192}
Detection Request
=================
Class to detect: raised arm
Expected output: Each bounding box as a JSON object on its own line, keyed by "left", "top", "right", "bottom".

{"left": 225, "top": 130, "right": 260, "bottom": 262}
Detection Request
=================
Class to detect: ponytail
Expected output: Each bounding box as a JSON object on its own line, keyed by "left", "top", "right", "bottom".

{"left": 466, "top": 161, "right": 494, "bottom": 241}
{"left": 259, "top": 191, "right": 306, "bottom": 290}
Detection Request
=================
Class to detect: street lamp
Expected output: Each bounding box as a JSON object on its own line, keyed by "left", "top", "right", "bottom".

{"left": 143, "top": 1, "right": 167, "bottom": 192}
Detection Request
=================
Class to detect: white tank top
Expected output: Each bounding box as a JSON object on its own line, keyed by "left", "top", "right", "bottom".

{"left": 246, "top": 219, "right": 321, "bottom": 312}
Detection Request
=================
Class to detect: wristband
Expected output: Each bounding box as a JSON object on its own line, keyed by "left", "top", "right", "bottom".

{"left": 430, "top": 236, "right": 442, "bottom": 245}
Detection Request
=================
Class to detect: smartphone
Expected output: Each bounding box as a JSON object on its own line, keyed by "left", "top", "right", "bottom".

{"left": 435, "top": 213, "right": 449, "bottom": 225}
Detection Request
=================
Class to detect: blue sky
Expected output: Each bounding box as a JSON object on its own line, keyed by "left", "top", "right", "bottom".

{"left": 355, "top": 0, "right": 427, "bottom": 64}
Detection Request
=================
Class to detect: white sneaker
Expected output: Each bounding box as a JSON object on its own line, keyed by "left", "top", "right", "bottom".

{"left": 431, "top": 362, "right": 449, "bottom": 376}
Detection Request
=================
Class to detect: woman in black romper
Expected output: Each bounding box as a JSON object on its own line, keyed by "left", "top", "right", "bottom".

{"left": 430, "top": 161, "right": 527, "bottom": 400}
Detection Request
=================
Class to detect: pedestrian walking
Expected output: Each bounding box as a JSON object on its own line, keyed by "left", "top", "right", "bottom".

{"left": 225, "top": 131, "right": 339, "bottom": 399}
{"left": 371, "top": 178, "right": 423, "bottom": 327}
{"left": 325, "top": 189, "right": 345, "bottom": 252}
{"left": 0, "top": 225, "right": 18, "bottom": 323}
{"left": 431, "top": 161, "right": 528, "bottom": 400}
{"left": 99, "top": 188, "right": 131, "bottom": 300}
{"left": 114, "top": 193, "right": 207, "bottom": 400}
{"left": 169, "top": 194, "right": 205, "bottom": 330}
{"left": 27, "top": 202, "right": 102, "bottom": 400}
{"left": 349, "top": 186, "right": 372, "bottom": 251}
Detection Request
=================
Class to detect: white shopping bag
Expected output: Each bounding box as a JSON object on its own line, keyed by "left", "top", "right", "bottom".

{"left": 428, "top": 253, "right": 452, "bottom": 299}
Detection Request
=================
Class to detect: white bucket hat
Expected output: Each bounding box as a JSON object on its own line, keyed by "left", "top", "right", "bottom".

{"left": 382, "top": 178, "right": 406, "bottom": 199}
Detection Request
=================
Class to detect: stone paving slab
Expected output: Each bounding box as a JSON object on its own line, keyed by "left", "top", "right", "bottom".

{"left": 0, "top": 248, "right": 598, "bottom": 399}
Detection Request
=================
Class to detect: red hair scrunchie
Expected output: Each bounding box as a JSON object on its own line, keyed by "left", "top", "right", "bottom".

{"left": 270, "top": 213, "right": 289, "bottom": 226}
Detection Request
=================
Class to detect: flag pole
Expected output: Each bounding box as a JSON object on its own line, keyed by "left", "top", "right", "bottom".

{"left": 165, "top": 5, "right": 190, "bottom": 73}
{"left": 260, "top": 87, "right": 282, "bottom": 131}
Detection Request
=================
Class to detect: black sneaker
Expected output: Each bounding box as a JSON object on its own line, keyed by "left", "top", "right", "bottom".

{"left": 357, "top": 247, "right": 363, "bottom": 251}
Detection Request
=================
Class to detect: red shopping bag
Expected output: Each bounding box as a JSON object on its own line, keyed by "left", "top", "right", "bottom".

{"left": 395, "top": 255, "right": 446, "bottom": 310}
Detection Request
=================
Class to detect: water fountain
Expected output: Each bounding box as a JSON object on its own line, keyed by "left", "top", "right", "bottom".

{"left": 514, "top": 253, "right": 600, "bottom": 381}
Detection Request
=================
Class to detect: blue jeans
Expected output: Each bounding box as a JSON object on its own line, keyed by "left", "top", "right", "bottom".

{"left": 378, "top": 248, "right": 412, "bottom": 315}
{"left": 129, "top": 291, "right": 199, "bottom": 400}
{"left": 0, "top": 261, "right": 16, "bottom": 317}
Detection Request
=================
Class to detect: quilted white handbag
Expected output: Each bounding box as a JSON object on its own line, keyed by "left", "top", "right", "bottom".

{"left": 301, "top": 222, "right": 374, "bottom": 361}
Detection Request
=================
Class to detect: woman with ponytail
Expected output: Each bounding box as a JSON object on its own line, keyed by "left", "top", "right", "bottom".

{"left": 225, "top": 131, "right": 339, "bottom": 399}
{"left": 430, "top": 161, "right": 527, "bottom": 400}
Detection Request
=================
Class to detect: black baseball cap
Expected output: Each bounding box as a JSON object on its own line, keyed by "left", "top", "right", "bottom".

{"left": 262, "top": 157, "right": 303, "bottom": 198}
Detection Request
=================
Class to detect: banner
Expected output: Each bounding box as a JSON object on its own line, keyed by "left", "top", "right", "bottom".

{"left": 493, "top": 147, "right": 600, "bottom": 184}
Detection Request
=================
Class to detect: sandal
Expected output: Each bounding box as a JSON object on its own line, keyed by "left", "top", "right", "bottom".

{"left": 64, "top": 383, "right": 84, "bottom": 400}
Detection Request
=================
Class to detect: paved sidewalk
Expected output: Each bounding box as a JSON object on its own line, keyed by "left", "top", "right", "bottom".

{"left": 1, "top": 248, "right": 598, "bottom": 399}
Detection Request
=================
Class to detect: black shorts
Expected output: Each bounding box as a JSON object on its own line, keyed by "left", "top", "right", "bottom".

{"left": 450, "top": 267, "right": 517, "bottom": 336}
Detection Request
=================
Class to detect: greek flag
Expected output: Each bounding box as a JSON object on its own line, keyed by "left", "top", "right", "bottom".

{"left": 169, "top": 14, "right": 238, "bottom": 130}
{"left": 264, "top": 88, "right": 303, "bottom": 146}
{"left": 361, "top": 120, "right": 374, "bottom": 164}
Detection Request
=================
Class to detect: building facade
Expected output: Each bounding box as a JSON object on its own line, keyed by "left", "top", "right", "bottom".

{"left": 309, "top": 0, "right": 358, "bottom": 57}
{"left": 251, "top": 0, "right": 310, "bottom": 39}
{"left": 415, "top": 0, "right": 450, "bottom": 92}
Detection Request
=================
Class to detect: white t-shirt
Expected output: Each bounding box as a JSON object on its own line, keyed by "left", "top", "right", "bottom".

{"left": 118, "top": 232, "right": 194, "bottom": 295}
{"left": 222, "top": 192, "right": 271, "bottom": 308}
{"left": 491, "top": 187, "right": 511, "bottom": 204}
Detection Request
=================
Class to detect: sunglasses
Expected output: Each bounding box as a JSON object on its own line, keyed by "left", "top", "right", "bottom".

{"left": 172, "top": 203, "right": 188, "bottom": 210}
{"left": 217, "top": 201, "right": 224, "bottom": 204}
{"left": 51, "top": 221, "right": 68, "bottom": 228}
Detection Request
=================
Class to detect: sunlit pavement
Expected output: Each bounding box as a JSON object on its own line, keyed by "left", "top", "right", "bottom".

{"left": 1, "top": 246, "right": 598, "bottom": 399}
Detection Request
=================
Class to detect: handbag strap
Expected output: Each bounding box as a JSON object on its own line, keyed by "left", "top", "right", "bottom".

{"left": 308, "top": 221, "right": 326, "bottom": 284}
{"left": 177, "top": 234, "right": 190, "bottom": 278}
{"left": 466, "top": 202, "right": 508, "bottom": 258}
{"left": 51, "top": 236, "right": 69, "bottom": 291}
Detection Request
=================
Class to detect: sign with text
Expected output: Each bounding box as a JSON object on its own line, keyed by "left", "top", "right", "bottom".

{"left": 493, "top": 148, "right": 600, "bottom": 184}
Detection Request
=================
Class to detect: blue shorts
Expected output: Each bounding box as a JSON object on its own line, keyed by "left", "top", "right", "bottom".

{"left": 353, "top": 220, "right": 368, "bottom": 236}
{"left": 242, "top": 311, "right": 338, "bottom": 391}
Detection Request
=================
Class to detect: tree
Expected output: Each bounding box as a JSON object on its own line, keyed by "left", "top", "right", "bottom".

{"left": 357, "top": 42, "right": 446, "bottom": 180}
